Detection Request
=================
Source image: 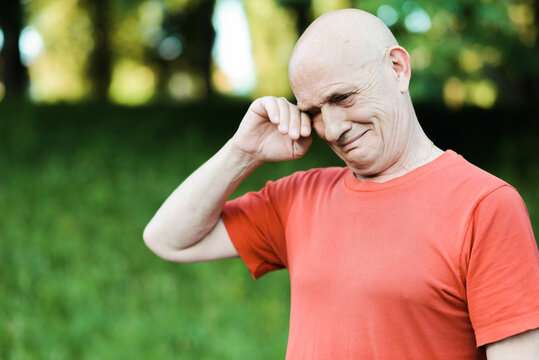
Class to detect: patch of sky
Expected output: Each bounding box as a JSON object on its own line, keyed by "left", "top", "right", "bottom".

{"left": 19, "top": 26, "right": 44, "bottom": 66}
{"left": 212, "top": 0, "right": 256, "bottom": 95}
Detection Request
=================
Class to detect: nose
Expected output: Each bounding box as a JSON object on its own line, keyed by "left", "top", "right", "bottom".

{"left": 320, "top": 106, "right": 350, "bottom": 143}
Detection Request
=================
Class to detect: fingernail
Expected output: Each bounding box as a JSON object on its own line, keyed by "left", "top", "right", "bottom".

{"left": 290, "top": 129, "right": 299, "bottom": 138}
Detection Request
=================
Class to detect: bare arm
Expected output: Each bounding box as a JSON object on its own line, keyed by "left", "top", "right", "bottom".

{"left": 486, "top": 328, "right": 539, "bottom": 360}
{"left": 143, "top": 96, "right": 312, "bottom": 263}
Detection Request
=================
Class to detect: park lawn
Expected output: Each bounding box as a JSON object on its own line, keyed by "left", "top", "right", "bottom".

{"left": 0, "top": 101, "right": 339, "bottom": 359}
{"left": 0, "top": 101, "right": 537, "bottom": 359}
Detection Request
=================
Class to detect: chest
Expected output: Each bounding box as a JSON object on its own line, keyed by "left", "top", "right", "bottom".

{"left": 285, "top": 192, "right": 467, "bottom": 309}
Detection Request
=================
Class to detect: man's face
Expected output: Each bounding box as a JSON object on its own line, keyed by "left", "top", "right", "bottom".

{"left": 291, "top": 50, "right": 408, "bottom": 176}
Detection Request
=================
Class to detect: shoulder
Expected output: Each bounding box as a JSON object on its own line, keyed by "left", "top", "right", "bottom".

{"left": 437, "top": 150, "right": 510, "bottom": 200}
{"left": 473, "top": 184, "right": 531, "bottom": 230}
{"left": 443, "top": 151, "right": 506, "bottom": 185}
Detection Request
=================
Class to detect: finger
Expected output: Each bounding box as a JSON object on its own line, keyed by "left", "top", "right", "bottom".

{"left": 276, "top": 97, "right": 290, "bottom": 134}
{"left": 264, "top": 96, "right": 280, "bottom": 124}
{"left": 288, "top": 105, "right": 301, "bottom": 140}
{"left": 300, "top": 111, "right": 312, "bottom": 137}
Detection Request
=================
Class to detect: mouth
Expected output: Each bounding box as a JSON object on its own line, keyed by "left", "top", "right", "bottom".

{"left": 340, "top": 130, "right": 369, "bottom": 153}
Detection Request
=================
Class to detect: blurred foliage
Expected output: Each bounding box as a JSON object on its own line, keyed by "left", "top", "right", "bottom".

{"left": 25, "top": 0, "right": 94, "bottom": 101}
{"left": 0, "top": 0, "right": 535, "bottom": 109}
{"left": 244, "top": 0, "right": 297, "bottom": 98}
{"left": 311, "top": 0, "right": 352, "bottom": 18}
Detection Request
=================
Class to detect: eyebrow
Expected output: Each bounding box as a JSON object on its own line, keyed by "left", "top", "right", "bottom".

{"left": 298, "top": 88, "right": 359, "bottom": 113}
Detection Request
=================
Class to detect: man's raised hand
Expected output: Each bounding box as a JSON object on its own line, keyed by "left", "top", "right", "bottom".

{"left": 231, "top": 96, "right": 313, "bottom": 164}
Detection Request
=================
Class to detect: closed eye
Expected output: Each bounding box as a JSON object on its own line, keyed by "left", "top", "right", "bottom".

{"left": 329, "top": 91, "right": 357, "bottom": 104}
{"left": 334, "top": 94, "right": 351, "bottom": 101}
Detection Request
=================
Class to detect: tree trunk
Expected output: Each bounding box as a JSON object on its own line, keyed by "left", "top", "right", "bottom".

{"left": 0, "top": 0, "right": 27, "bottom": 97}
{"left": 275, "top": 0, "right": 312, "bottom": 35}
{"left": 188, "top": 0, "right": 216, "bottom": 96}
{"left": 84, "top": 0, "right": 112, "bottom": 100}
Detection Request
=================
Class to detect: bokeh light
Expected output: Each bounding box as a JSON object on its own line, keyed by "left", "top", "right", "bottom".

{"left": 377, "top": 5, "right": 399, "bottom": 27}
{"left": 109, "top": 59, "right": 156, "bottom": 105}
{"left": 507, "top": 3, "right": 537, "bottom": 47}
{"left": 404, "top": 8, "right": 431, "bottom": 33}
{"left": 158, "top": 36, "right": 183, "bottom": 60}
{"left": 443, "top": 77, "right": 497, "bottom": 109}
{"left": 139, "top": 0, "right": 165, "bottom": 47}
{"left": 458, "top": 48, "right": 483, "bottom": 73}
{"left": 212, "top": 0, "right": 256, "bottom": 95}
{"left": 469, "top": 79, "right": 497, "bottom": 109}
{"left": 402, "top": 2, "right": 431, "bottom": 33}
{"left": 19, "top": 26, "right": 44, "bottom": 66}
{"left": 410, "top": 46, "right": 431, "bottom": 71}
{"left": 443, "top": 77, "right": 465, "bottom": 110}
{"left": 0, "top": 28, "right": 4, "bottom": 51}
{"left": 168, "top": 71, "right": 200, "bottom": 101}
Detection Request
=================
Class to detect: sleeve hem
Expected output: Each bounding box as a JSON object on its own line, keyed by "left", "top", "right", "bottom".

{"left": 221, "top": 210, "right": 265, "bottom": 279}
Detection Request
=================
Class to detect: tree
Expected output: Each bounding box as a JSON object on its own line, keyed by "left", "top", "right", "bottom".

{"left": 163, "top": 0, "right": 216, "bottom": 96}
{"left": 275, "top": 0, "right": 313, "bottom": 35}
{"left": 83, "top": 0, "right": 112, "bottom": 100}
{"left": 0, "top": 0, "right": 27, "bottom": 97}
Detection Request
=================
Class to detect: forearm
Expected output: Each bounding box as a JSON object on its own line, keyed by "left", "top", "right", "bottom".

{"left": 144, "top": 96, "right": 310, "bottom": 262}
{"left": 486, "top": 328, "right": 539, "bottom": 360}
{"left": 143, "top": 140, "right": 260, "bottom": 254}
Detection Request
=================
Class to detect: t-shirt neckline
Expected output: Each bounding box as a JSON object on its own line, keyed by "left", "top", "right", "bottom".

{"left": 343, "top": 150, "right": 458, "bottom": 192}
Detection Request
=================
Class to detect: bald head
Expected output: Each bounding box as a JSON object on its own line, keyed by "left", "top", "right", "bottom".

{"left": 289, "top": 9, "right": 398, "bottom": 84}
{"left": 285, "top": 9, "right": 428, "bottom": 181}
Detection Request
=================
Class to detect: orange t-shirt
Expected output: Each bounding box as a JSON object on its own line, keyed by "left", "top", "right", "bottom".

{"left": 222, "top": 150, "right": 539, "bottom": 359}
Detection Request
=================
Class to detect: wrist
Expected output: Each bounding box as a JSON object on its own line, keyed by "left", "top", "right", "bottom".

{"left": 223, "top": 139, "right": 263, "bottom": 171}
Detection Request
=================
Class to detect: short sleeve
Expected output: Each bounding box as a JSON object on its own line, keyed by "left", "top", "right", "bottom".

{"left": 222, "top": 178, "right": 294, "bottom": 279}
{"left": 466, "top": 185, "right": 539, "bottom": 346}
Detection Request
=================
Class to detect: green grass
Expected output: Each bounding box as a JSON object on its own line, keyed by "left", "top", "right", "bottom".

{"left": 0, "top": 101, "right": 537, "bottom": 359}
{"left": 0, "top": 101, "right": 340, "bottom": 359}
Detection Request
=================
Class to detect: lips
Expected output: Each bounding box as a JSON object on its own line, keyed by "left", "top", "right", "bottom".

{"left": 340, "top": 130, "right": 369, "bottom": 153}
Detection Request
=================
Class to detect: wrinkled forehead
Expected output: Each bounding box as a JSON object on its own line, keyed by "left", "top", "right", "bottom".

{"left": 289, "top": 40, "right": 387, "bottom": 100}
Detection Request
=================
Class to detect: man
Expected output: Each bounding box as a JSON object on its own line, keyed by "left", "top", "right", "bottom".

{"left": 144, "top": 9, "right": 539, "bottom": 359}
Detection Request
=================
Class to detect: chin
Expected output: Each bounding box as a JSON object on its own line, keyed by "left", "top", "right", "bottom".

{"left": 345, "top": 160, "right": 376, "bottom": 176}
{"left": 344, "top": 151, "right": 381, "bottom": 175}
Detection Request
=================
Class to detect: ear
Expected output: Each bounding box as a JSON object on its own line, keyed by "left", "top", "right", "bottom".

{"left": 387, "top": 46, "right": 411, "bottom": 93}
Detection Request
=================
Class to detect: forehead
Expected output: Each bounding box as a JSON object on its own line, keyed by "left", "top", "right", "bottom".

{"left": 290, "top": 54, "right": 381, "bottom": 110}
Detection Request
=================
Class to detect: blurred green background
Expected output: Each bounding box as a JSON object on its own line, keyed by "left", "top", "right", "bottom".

{"left": 0, "top": 0, "right": 537, "bottom": 358}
